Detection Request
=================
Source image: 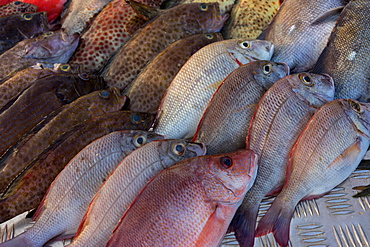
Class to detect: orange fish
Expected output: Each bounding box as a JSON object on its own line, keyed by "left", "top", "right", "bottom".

{"left": 106, "top": 149, "right": 258, "bottom": 247}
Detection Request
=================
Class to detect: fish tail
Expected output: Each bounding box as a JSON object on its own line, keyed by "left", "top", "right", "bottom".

{"left": 255, "top": 200, "right": 294, "bottom": 247}
{"left": 0, "top": 233, "right": 32, "bottom": 247}
{"left": 229, "top": 203, "right": 259, "bottom": 247}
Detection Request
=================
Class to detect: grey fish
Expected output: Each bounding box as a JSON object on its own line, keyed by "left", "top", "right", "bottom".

{"left": 255, "top": 99, "right": 370, "bottom": 247}
{"left": 193, "top": 60, "right": 289, "bottom": 155}
{"left": 101, "top": 2, "right": 228, "bottom": 91}
{"left": 258, "top": 0, "right": 348, "bottom": 73}
{"left": 312, "top": 0, "right": 370, "bottom": 102}
{"left": 230, "top": 72, "right": 335, "bottom": 247}
{"left": 0, "top": 131, "right": 164, "bottom": 247}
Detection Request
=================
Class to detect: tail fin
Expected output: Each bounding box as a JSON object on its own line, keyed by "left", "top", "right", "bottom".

{"left": 0, "top": 233, "right": 31, "bottom": 247}
{"left": 228, "top": 202, "right": 259, "bottom": 247}
{"left": 255, "top": 201, "right": 294, "bottom": 247}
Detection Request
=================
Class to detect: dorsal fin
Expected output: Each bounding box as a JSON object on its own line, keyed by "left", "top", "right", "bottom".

{"left": 126, "top": 0, "right": 161, "bottom": 21}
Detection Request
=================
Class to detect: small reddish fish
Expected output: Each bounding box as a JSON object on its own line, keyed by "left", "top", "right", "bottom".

{"left": 106, "top": 149, "right": 258, "bottom": 247}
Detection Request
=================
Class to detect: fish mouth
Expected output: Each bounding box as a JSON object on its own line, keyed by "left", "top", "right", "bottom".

{"left": 187, "top": 142, "right": 207, "bottom": 156}
{"left": 315, "top": 73, "right": 335, "bottom": 103}
{"left": 281, "top": 62, "right": 290, "bottom": 75}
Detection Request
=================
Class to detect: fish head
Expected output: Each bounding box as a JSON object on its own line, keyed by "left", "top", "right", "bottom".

{"left": 120, "top": 131, "right": 165, "bottom": 154}
{"left": 85, "top": 87, "right": 127, "bottom": 115}
{"left": 53, "top": 63, "right": 82, "bottom": 74}
{"left": 128, "top": 111, "right": 156, "bottom": 130}
{"left": 22, "top": 29, "right": 80, "bottom": 64}
{"left": 158, "top": 139, "right": 206, "bottom": 167}
{"left": 226, "top": 39, "right": 274, "bottom": 65}
{"left": 180, "top": 3, "right": 228, "bottom": 34}
{"left": 6, "top": 1, "right": 38, "bottom": 13}
{"left": 342, "top": 99, "right": 370, "bottom": 138}
{"left": 198, "top": 149, "right": 258, "bottom": 204}
{"left": 252, "top": 60, "right": 290, "bottom": 90}
{"left": 15, "top": 12, "right": 51, "bottom": 36}
{"left": 290, "top": 72, "right": 335, "bottom": 108}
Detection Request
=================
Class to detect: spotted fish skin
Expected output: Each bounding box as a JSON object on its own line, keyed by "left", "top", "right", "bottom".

{"left": 106, "top": 149, "right": 258, "bottom": 247}
{"left": 312, "top": 0, "right": 370, "bottom": 102}
{"left": 101, "top": 2, "right": 228, "bottom": 91}
{"left": 255, "top": 99, "right": 370, "bottom": 247}
{"left": 154, "top": 39, "right": 274, "bottom": 139}
{"left": 0, "top": 1, "right": 38, "bottom": 18}
{"left": 0, "top": 111, "right": 155, "bottom": 223}
{"left": 193, "top": 60, "right": 289, "bottom": 155}
{"left": 0, "top": 12, "right": 50, "bottom": 53}
{"left": 0, "top": 131, "right": 164, "bottom": 247}
{"left": 124, "top": 33, "right": 224, "bottom": 113}
{"left": 230, "top": 72, "right": 335, "bottom": 247}
{"left": 162, "top": 0, "right": 235, "bottom": 16}
{"left": 222, "top": 0, "right": 281, "bottom": 39}
{"left": 0, "top": 87, "right": 125, "bottom": 198}
{"left": 0, "top": 30, "right": 80, "bottom": 80}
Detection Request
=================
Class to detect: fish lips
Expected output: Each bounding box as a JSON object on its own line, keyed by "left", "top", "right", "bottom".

{"left": 188, "top": 142, "right": 207, "bottom": 156}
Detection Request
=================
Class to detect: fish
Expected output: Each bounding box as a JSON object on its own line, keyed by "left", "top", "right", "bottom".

{"left": 68, "top": 0, "right": 164, "bottom": 73}
{"left": 0, "top": 73, "right": 106, "bottom": 158}
{"left": 0, "top": 111, "right": 155, "bottom": 223}
{"left": 68, "top": 139, "right": 205, "bottom": 246}
{"left": 0, "top": 130, "right": 164, "bottom": 247}
{"left": 229, "top": 72, "right": 335, "bottom": 247}
{"left": 222, "top": 0, "right": 282, "bottom": 39}
{"left": 0, "top": 87, "right": 125, "bottom": 197}
{"left": 193, "top": 60, "right": 289, "bottom": 155}
{"left": 105, "top": 149, "right": 258, "bottom": 247}
{"left": 255, "top": 99, "right": 370, "bottom": 247}
{"left": 154, "top": 39, "right": 274, "bottom": 139}
{"left": 161, "top": 0, "right": 235, "bottom": 16}
{"left": 0, "top": 63, "right": 81, "bottom": 112}
{"left": 101, "top": 2, "right": 228, "bottom": 91}
{"left": 0, "top": 30, "right": 80, "bottom": 80}
{"left": 257, "top": 0, "right": 348, "bottom": 73}
{"left": 124, "top": 33, "right": 224, "bottom": 113}
{"left": 0, "top": 1, "right": 37, "bottom": 18}
{"left": 0, "top": 12, "right": 50, "bottom": 53}
{"left": 312, "top": 0, "right": 370, "bottom": 102}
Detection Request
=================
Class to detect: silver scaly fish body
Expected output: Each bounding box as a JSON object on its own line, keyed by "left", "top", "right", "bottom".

{"left": 312, "top": 0, "right": 370, "bottom": 102}
{"left": 258, "top": 0, "right": 347, "bottom": 73}
{"left": 229, "top": 72, "right": 334, "bottom": 247}
{"left": 0, "top": 131, "right": 164, "bottom": 247}
{"left": 255, "top": 99, "right": 370, "bottom": 247}
{"left": 154, "top": 39, "right": 274, "bottom": 139}
{"left": 193, "top": 60, "right": 289, "bottom": 155}
{"left": 68, "top": 139, "right": 206, "bottom": 247}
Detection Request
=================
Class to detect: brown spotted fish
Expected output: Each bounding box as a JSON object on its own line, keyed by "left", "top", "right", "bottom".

{"left": 0, "top": 63, "right": 80, "bottom": 112}
{"left": 230, "top": 73, "right": 335, "bottom": 247}
{"left": 255, "top": 99, "right": 370, "bottom": 247}
{"left": 0, "top": 73, "right": 106, "bottom": 160}
{"left": 106, "top": 149, "right": 257, "bottom": 247}
{"left": 0, "top": 12, "right": 50, "bottom": 53}
{"left": 101, "top": 2, "right": 228, "bottom": 91}
{"left": 0, "top": 87, "right": 125, "bottom": 195}
{"left": 0, "top": 111, "right": 154, "bottom": 223}
{"left": 222, "top": 0, "right": 282, "bottom": 39}
{"left": 0, "top": 1, "right": 37, "bottom": 18}
{"left": 154, "top": 39, "right": 274, "bottom": 139}
{"left": 162, "top": 0, "right": 235, "bottom": 16}
{"left": 193, "top": 60, "right": 289, "bottom": 155}
{"left": 0, "top": 30, "right": 80, "bottom": 80}
{"left": 124, "top": 33, "right": 223, "bottom": 113}
{"left": 0, "top": 131, "right": 163, "bottom": 246}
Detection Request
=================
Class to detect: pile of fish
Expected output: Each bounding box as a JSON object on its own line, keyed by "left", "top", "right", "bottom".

{"left": 0, "top": 0, "right": 369, "bottom": 246}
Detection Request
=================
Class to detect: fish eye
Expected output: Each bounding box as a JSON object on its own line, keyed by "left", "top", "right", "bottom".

{"left": 220, "top": 156, "right": 233, "bottom": 169}
{"left": 130, "top": 113, "right": 141, "bottom": 124}
{"left": 78, "top": 73, "right": 89, "bottom": 80}
{"left": 298, "top": 73, "right": 313, "bottom": 86}
{"left": 13, "top": 1, "right": 21, "bottom": 5}
{"left": 60, "top": 64, "right": 70, "bottom": 71}
{"left": 262, "top": 63, "right": 272, "bottom": 74}
{"left": 44, "top": 31, "right": 54, "bottom": 36}
{"left": 22, "top": 13, "right": 32, "bottom": 20}
{"left": 205, "top": 34, "right": 213, "bottom": 39}
{"left": 239, "top": 40, "right": 251, "bottom": 49}
{"left": 348, "top": 99, "right": 362, "bottom": 113}
{"left": 172, "top": 142, "right": 185, "bottom": 156}
{"left": 199, "top": 3, "right": 208, "bottom": 11}
{"left": 133, "top": 135, "right": 147, "bottom": 148}
{"left": 99, "top": 90, "right": 110, "bottom": 99}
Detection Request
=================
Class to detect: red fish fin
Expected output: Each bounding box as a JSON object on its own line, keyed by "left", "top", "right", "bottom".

{"left": 32, "top": 190, "right": 49, "bottom": 220}
{"left": 228, "top": 202, "right": 259, "bottom": 247}
{"left": 255, "top": 201, "right": 294, "bottom": 247}
{"left": 328, "top": 138, "right": 361, "bottom": 169}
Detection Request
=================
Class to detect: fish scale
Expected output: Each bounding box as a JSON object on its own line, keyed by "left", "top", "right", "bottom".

{"left": 230, "top": 73, "right": 335, "bottom": 247}
{"left": 154, "top": 39, "right": 274, "bottom": 139}
{"left": 255, "top": 99, "right": 370, "bottom": 247}
{"left": 101, "top": 2, "right": 227, "bottom": 91}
